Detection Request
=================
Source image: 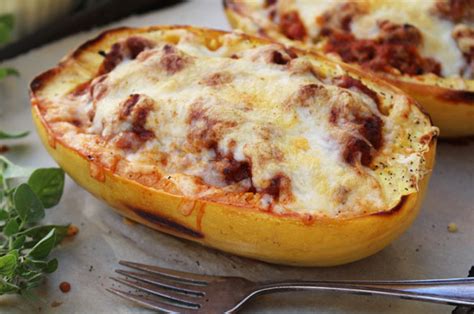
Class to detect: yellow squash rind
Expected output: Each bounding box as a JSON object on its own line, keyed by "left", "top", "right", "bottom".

{"left": 31, "top": 26, "right": 437, "bottom": 266}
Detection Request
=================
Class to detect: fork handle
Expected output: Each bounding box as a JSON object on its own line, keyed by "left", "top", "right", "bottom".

{"left": 252, "top": 278, "right": 474, "bottom": 306}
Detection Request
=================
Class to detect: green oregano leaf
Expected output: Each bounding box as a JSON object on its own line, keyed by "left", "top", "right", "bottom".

{"left": 10, "top": 235, "right": 26, "bottom": 250}
{"left": 0, "top": 129, "right": 28, "bottom": 140}
{"left": 0, "top": 209, "right": 8, "bottom": 220}
{"left": 0, "top": 250, "right": 18, "bottom": 277}
{"left": 0, "top": 14, "right": 14, "bottom": 44}
{"left": 14, "top": 184, "right": 45, "bottom": 224}
{"left": 28, "top": 168, "right": 64, "bottom": 208}
{"left": 27, "top": 229, "right": 56, "bottom": 260}
{"left": 44, "top": 259, "right": 58, "bottom": 273}
{"left": 0, "top": 156, "right": 34, "bottom": 180}
{"left": 3, "top": 219, "right": 19, "bottom": 236}
{"left": 0, "top": 157, "right": 69, "bottom": 296}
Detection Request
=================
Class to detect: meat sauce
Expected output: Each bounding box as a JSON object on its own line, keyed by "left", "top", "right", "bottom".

{"left": 323, "top": 26, "right": 441, "bottom": 76}
{"left": 160, "top": 44, "right": 188, "bottom": 74}
{"left": 186, "top": 102, "right": 296, "bottom": 200}
{"left": 333, "top": 76, "right": 380, "bottom": 108}
{"left": 333, "top": 76, "right": 384, "bottom": 167}
{"left": 435, "top": 0, "right": 474, "bottom": 22}
{"left": 280, "top": 11, "right": 307, "bottom": 40}
{"left": 261, "top": 174, "right": 293, "bottom": 202}
{"left": 277, "top": 4, "right": 441, "bottom": 76}
{"left": 452, "top": 24, "right": 474, "bottom": 76}
{"left": 113, "top": 94, "right": 154, "bottom": 151}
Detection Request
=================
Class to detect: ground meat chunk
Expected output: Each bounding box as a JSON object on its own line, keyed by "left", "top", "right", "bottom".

{"left": 342, "top": 137, "right": 373, "bottom": 166}
{"left": 111, "top": 94, "right": 154, "bottom": 150}
{"left": 261, "top": 174, "right": 293, "bottom": 203}
{"left": 318, "top": 2, "right": 364, "bottom": 35}
{"left": 318, "top": 3, "right": 442, "bottom": 76}
{"left": 452, "top": 24, "right": 474, "bottom": 77}
{"left": 340, "top": 112, "right": 383, "bottom": 167}
{"left": 435, "top": 0, "right": 474, "bottom": 22}
{"left": 377, "top": 20, "right": 422, "bottom": 45}
{"left": 324, "top": 29, "right": 441, "bottom": 76}
{"left": 329, "top": 77, "right": 384, "bottom": 167}
{"left": 280, "top": 11, "right": 307, "bottom": 40}
{"left": 200, "top": 72, "right": 233, "bottom": 86}
{"left": 98, "top": 36, "right": 154, "bottom": 74}
{"left": 119, "top": 94, "right": 140, "bottom": 119}
{"left": 333, "top": 76, "right": 380, "bottom": 109}
{"left": 215, "top": 156, "right": 252, "bottom": 184}
{"left": 186, "top": 101, "right": 237, "bottom": 152}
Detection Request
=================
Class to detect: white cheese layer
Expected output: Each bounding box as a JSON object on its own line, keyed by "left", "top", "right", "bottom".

{"left": 47, "top": 31, "right": 436, "bottom": 218}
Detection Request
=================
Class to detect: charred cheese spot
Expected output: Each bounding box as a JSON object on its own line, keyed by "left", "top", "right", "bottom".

{"left": 130, "top": 206, "right": 204, "bottom": 238}
{"left": 160, "top": 44, "right": 189, "bottom": 74}
{"left": 200, "top": 72, "right": 233, "bottom": 86}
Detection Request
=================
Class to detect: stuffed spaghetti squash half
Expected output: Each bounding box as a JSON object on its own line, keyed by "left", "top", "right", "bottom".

{"left": 224, "top": 0, "right": 474, "bottom": 138}
{"left": 30, "top": 26, "right": 437, "bottom": 266}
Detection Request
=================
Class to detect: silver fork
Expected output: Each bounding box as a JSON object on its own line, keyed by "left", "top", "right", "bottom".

{"left": 107, "top": 260, "right": 474, "bottom": 313}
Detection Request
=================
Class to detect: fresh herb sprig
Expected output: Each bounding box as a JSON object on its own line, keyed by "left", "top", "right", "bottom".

{"left": 0, "top": 155, "right": 68, "bottom": 295}
{"left": 0, "top": 130, "right": 29, "bottom": 140}
{"left": 0, "top": 13, "right": 62, "bottom": 294}
{"left": 0, "top": 14, "right": 18, "bottom": 80}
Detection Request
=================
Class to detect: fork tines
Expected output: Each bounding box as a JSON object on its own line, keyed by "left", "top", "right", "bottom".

{"left": 108, "top": 260, "right": 213, "bottom": 313}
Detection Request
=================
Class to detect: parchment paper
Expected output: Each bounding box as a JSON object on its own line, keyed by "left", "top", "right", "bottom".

{"left": 0, "top": 1, "right": 473, "bottom": 313}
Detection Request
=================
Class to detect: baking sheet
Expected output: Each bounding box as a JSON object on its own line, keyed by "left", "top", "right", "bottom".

{"left": 0, "top": 1, "right": 473, "bottom": 313}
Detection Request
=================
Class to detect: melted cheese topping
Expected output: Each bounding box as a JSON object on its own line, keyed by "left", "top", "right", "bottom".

{"left": 40, "top": 29, "right": 436, "bottom": 218}
{"left": 255, "top": 0, "right": 470, "bottom": 77}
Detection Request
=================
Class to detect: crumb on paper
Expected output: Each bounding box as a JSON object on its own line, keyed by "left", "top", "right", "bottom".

{"left": 0, "top": 145, "right": 9, "bottom": 153}
{"left": 447, "top": 222, "right": 458, "bottom": 233}
{"left": 51, "top": 301, "right": 62, "bottom": 308}
{"left": 67, "top": 225, "right": 79, "bottom": 237}
{"left": 59, "top": 281, "right": 71, "bottom": 293}
{"left": 122, "top": 217, "right": 136, "bottom": 226}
